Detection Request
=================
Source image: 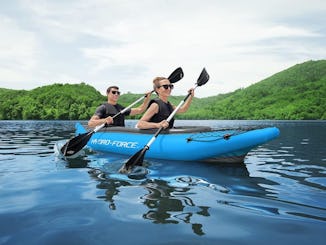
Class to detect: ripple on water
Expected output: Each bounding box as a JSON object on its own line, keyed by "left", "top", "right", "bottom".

{"left": 1, "top": 120, "right": 326, "bottom": 244}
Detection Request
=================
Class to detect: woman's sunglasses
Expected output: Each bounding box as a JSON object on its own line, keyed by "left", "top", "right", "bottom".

{"left": 111, "top": 90, "right": 121, "bottom": 95}
{"left": 158, "top": 84, "right": 174, "bottom": 90}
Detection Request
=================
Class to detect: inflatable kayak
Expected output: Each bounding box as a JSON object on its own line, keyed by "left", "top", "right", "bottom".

{"left": 72, "top": 123, "right": 280, "bottom": 163}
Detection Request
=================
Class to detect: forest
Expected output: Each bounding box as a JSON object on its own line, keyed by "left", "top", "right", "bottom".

{"left": 0, "top": 60, "right": 325, "bottom": 120}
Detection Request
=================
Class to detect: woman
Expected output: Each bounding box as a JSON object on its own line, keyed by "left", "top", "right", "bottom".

{"left": 136, "top": 77, "right": 194, "bottom": 129}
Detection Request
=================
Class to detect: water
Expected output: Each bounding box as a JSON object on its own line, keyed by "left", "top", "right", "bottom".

{"left": 0, "top": 120, "right": 325, "bottom": 245}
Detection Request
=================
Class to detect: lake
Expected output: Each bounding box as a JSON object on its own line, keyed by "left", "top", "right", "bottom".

{"left": 0, "top": 120, "right": 325, "bottom": 245}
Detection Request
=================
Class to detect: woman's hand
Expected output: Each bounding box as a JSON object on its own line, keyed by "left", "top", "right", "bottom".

{"left": 158, "top": 120, "right": 169, "bottom": 129}
{"left": 145, "top": 91, "right": 153, "bottom": 97}
{"left": 188, "top": 88, "right": 195, "bottom": 97}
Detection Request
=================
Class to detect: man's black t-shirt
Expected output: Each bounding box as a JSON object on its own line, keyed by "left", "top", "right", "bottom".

{"left": 94, "top": 103, "right": 131, "bottom": 126}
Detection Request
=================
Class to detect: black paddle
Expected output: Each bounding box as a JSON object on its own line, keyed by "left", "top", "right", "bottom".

{"left": 120, "top": 68, "right": 210, "bottom": 173}
{"left": 60, "top": 67, "right": 184, "bottom": 157}
{"left": 167, "top": 67, "right": 184, "bottom": 84}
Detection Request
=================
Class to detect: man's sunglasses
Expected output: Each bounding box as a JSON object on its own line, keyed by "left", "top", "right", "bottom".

{"left": 158, "top": 84, "right": 174, "bottom": 90}
{"left": 111, "top": 90, "right": 121, "bottom": 95}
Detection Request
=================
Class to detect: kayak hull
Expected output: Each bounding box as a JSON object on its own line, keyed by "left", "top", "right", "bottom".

{"left": 75, "top": 123, "right": 280, "bottom": 163}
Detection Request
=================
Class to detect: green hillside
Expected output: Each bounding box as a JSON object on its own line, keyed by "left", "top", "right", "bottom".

{"left": 0, "top": 60, "right": 325, "bottom": 120}
{"left": 188, "top": 60, "right": 326, "bottom": 120}
{"left": 0, "top": 83, "right": 106, "bottom": 120}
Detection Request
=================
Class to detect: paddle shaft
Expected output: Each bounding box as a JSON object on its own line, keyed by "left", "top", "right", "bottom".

{"left": 122, "top": 87, "right": 197, "bottom": 170}
{"left": 61, "top": 93, "right": 152, "bottom": 156}
{"left": 93, "top": 91, "right": 153, "bottom": 133}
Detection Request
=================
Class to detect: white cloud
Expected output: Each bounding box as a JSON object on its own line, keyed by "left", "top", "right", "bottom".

{"left": 0, "top": 0, "right": 325, "bottom": 97}
{"left": 0, "top": 16, "right": 39, "bottom": 77}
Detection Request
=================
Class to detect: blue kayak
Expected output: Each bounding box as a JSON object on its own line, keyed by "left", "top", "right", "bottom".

{"left": 74, "top": 123, "right": 280, "bottom": 163}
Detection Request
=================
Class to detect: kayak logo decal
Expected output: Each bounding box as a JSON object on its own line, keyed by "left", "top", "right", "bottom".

{"left": 90, "top": 139, "right": 138, "bottom": 148}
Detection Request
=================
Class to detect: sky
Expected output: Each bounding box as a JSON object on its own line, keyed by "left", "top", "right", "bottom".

{"left": 0, "top": 0, "right": 325, "bottom": 98}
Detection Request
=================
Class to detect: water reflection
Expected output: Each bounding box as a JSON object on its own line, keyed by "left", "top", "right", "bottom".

{"left": 63, "top": 146, "right": 326, "bottom": 234}
{"left": 77, "top": 157, "right": 283, "bottom": 236}
{"left": 141, "top": 179, "right": 207, "bottom": 236}
{"left": 88, "top": 169, "right": 130, "bottom": 210}
{"left": 88, "top": 168, "right": 211, "bottom": 235}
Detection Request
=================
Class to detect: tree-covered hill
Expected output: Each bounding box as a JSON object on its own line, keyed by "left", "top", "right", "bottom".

{"left": 0, "top": 60, "right": 325, "bottom": 120}
{"left": 185, "top": 60, "right": 326, "bottom": 120}
{"left": 0, "top": 83, "right": 106, "bottom": 120}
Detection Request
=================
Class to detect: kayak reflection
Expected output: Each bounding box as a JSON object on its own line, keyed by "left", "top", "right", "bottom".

{"left": 80, "top": 156, "right": 278, "bottom": 236}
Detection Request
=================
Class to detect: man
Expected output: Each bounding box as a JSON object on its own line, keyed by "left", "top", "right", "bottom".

{"left": 88, "top": 86, "right": 151, "bottom": 127}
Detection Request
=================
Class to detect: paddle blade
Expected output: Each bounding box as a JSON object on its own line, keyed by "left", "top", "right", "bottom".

{"left": 60, "top": 132, "right": 94, "bottom": 157}
{"left": 168, "top": 67, "right": 184, "bottom": 83}
{"left": 197, "top": 68, "right": 210, "bottom": 86}
{"left": 119, "top": 147, "right": 148, "bottom": 173}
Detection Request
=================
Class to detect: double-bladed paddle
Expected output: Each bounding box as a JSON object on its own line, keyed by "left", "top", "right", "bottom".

{"left": 120, "top": 68, "right": 210, "bottom": 173}
{"left": 60, "top": 67, "right": 184, "bottom": 157}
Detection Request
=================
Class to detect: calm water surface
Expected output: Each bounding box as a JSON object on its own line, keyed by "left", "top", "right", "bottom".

{"left": 0, "top": 120, "right": 325, "bottom": 245}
